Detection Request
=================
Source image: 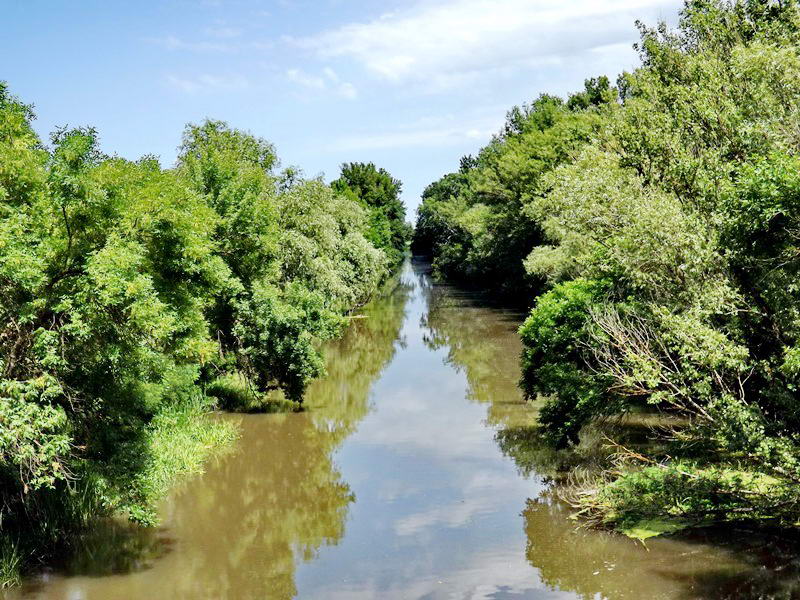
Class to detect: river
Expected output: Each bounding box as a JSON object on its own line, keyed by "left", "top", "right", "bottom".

{"left": 10, "top": 260, "right": 800, "bottom": 599}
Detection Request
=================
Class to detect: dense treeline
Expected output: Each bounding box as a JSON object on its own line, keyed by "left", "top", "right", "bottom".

{"left": 414, "top": 0, "right": 800, "bottom": 536}
{"left": 412, "top": 81, "right": 611, "bottom": 300}
{"left": 0, "top": 84, "right": 404, "bottom": 584}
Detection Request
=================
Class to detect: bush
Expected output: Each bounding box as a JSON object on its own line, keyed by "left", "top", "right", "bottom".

{"left": 519, "top": 279, "right": 613, "bottom": 446}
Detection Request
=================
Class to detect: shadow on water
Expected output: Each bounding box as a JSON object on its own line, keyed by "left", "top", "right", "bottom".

{"left": 524, "top": 498, "right": 800, "bottom": 600}
{"left": 663, "top": 526, "right": 800, "bottom": 600}
{"left": 62, "top": 523, "right": 173, "bottom": 578}
{"left": 12, "top": 520, "right": 172, "bottom": 598}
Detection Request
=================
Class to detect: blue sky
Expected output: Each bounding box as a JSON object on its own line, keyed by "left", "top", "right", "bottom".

{"left": 3, "top": 0, "right": 682, "bottom": 217}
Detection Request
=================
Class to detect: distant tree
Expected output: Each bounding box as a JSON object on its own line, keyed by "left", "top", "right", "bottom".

{"left": 332, "top": 162, "right": 409, "bottom": 266}
{"left": 566, "top": 76, "right": 617, "bottom": 111}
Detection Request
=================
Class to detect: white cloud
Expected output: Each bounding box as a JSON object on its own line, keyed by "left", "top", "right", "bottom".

{"left": 152, "top": 34, "right": 234, "bottom": 52}
{"left": 166, "top": 73, "right": 250, "bottom": 94}
{"left": 205, "top": 25, "right": 242, "bottom": 39}
{"left": 287, "top": 68, "right": 326, "bottom": 90}
{"left": 330, "top": 111, "right": 503, "bottom": 151}
{"left": 296, "top": 0, "right": 680, "bottom": 88}
{"left": 323, "top": 67, "right": 339, "bottom": 83}
{"left": 286, "top": 67, "right": 358, "bottom": 99}
{"left": 148, "top": 34, "right": 272, "bottom": 53}
{"left": 337, "top": 81, "right": 358, "bottom": 99}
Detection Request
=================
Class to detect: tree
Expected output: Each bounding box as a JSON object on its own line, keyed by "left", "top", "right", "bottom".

{"left": 332, "top": 162, "right": 409, "bottom": 266}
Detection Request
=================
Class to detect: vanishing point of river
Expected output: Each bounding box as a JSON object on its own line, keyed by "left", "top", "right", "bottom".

{"left": 11, "top": 260, "right": 800, "bottom": 600}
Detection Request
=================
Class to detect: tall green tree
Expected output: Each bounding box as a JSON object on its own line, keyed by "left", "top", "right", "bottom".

{"left": 412, "top": 88, "right": 611, "bottom": 302}
{"left": 178, "top": 122, "right": 387, "bottom": 402}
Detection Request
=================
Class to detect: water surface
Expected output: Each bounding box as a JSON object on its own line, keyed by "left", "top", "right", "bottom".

{"left": 12, "top": 260, "right": 800, "bottom": 599}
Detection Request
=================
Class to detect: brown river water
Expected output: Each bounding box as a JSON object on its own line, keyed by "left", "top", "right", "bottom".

{"left": 9, "top": 260, "right": 800, "bottom": 599}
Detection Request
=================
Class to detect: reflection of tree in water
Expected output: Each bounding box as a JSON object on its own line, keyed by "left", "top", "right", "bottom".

{"left": 419, "top": 270, "right": 609, "bottom": 481}
{"left": 416, "top": 260, "right": 583, "bottom": 488}
{"left": 417, "top": 262, "right": 531, "bottom": 431}
{"left": 158, "top": 412, "right": 354, "bottom": 599}
{"left": 166, "top": 276, "right": 412, "bottom": 599}
{"left": 22, "top": 275, "right": 412, "bottom": 600}
{"left": 306, "top": 275, "right": 412, "bottom": 442}
{"left": 58, "top": 519, "right": 171, "bottom": 576}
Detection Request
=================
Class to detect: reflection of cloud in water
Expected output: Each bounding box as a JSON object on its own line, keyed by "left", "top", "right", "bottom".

{"left": 313, "top": 545, "right": 572, "bottom": 600}
{"left": 352, "top": 382, "right": 501, "bottom": 462}
{"left": 394, "top": 470, "right": 532, "bottom": 537}
{"left": 375, "top": 477, "right": 423, "bottom": 503}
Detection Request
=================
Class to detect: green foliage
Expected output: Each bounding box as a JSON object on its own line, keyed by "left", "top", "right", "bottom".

{"left": 332, "top": 162, "right": 410, "bottom": 267}
{"left": 419, "top": 0, "right": 800, "bottom": 533}
{"left": 0, "top": 378, "right": 71, "bottom": 492}
{"left": 0, "top": 537, "right": 22, "bottom": 589}
{"left": 0, "top": 86, "right": 394, "bottom": 580}
{"left": 177, "top": 123, "right": 387, "bottom": 403}
{"left": 411, "top": 171, "right": 470, "bottom": 257}
{"left": 566, "top": 75, "right": 616, "bottom": 111}
{"left": 206, "top": 373, "right": 266, "bottom": 412}
{"left": 412, "top": 90, "right": 609, "bottom": 302}
{"left": 127, "top": 388, "right": 238, "bottom": 525}
{"left": 589, "top": 462, "right": 795, "bottom": 536}
{"left": 233, "top": 282, "right": 338, "bottom": 400}
{"left": 519, "top": 279, "right": 613, "bottom": 446}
